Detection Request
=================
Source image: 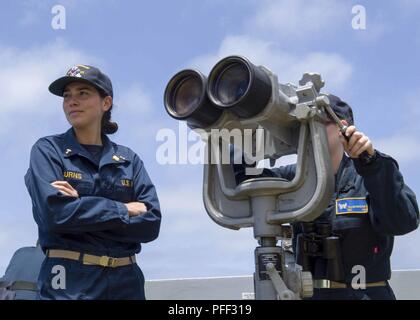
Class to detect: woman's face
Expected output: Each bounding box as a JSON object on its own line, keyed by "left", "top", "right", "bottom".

{"left": 62, "top": 82, "right": 111, "bottom": 130}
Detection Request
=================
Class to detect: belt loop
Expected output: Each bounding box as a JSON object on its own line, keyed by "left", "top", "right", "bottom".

{"left": 78, "top": 251, "right": 84, "bottom": 263}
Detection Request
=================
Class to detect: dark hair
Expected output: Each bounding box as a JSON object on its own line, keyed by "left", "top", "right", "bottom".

{"left": 98, "top": 88, "right": 118, "bottom": 134}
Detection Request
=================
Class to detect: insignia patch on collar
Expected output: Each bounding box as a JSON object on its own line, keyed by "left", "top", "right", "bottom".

{"left": 336, "top": 197, "right": 368, "bottom": 215}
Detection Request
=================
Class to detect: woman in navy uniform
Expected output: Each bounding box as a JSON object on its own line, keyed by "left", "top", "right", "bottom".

{"left": 24, "top": 65, "right": 161, "bottom": 299}
{"left": 234, "top": 95, "right": 419, "bottom": 300}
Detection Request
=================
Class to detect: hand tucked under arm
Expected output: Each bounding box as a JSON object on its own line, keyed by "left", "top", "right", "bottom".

{"left": 124, "top": 201, "right": 147, "bottom": 217}
{"left": 51, "top": 181, "right": 79, "bottom": 198}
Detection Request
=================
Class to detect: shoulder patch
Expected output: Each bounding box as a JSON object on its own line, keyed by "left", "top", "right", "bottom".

{"left": 336, "top": 197, "right": 368, "bottom": 215}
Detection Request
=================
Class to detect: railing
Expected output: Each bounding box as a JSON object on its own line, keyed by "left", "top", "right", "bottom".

{"left": 145, "top": 270, "right": 420, "bottom": 300}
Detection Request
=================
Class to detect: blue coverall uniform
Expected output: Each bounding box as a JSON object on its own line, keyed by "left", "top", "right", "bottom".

{"left": 24, "top": 128, "right": 161, "bottom": 299}
{"left": 234, "top": 151, "right": 419, "bottom": 300}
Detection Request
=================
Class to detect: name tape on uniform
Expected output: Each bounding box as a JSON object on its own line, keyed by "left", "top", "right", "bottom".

{"left": 63, "top": 171, "right": 83, "bottom": 180}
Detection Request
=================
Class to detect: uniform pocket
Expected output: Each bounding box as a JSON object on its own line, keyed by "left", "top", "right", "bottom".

{"left": 67, "top": 180, "right": 94, "bottom": 196}
{"left": 333, "top": 214, "right": 380, "bottom": 277}
{"left": 113, "top": 185, "right": 134, "bottom": 203}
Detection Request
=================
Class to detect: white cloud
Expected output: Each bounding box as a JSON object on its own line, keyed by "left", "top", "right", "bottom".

{"left": 287, "top": 52, "right": 352, "bottom": 90}
{"left": 0, "top": 39, "right": 98, "bottom": 116}
{"left": 375, "top": 135, "right": 420, "bottom": 164}
{"left": 115, "top": 83, "right": 153, "bottom": 116}
{"left": 247, "top": 0, "right": 389, "bottom": 44}
{"left": 249, "top": 0, "right": 348, "bottom": 40}
{"left": 0, "top": 40, "right": 161, "bottom": 145}
{"left": 189, "top": 36, "right": 276, "bottom": 74}
{"left": 189, "top": 35, "right": 352, "bottom": 92}
{"left": 375, "top": 88, "right": 420, "bottom": 165}
{"left": 18, "top": 0, "right": 119, "bottom": 27}
{"left": 0, "top": 39, "right": 105, "bottom": 146}
{"left": 375, "top": 90, "right": 420, "bottom": 164}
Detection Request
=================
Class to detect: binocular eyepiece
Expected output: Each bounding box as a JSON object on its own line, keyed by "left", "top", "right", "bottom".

{"left": 296, "top": 222, "right": 345, "bottom": 282}
{"left": 163, "top": 69, "right": 222, "bottom": 128}
{"left": 164, "top": 56, "right": 273, "bottom": 129}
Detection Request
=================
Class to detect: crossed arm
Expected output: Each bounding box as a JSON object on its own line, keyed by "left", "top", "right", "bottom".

{"left": 50, "top": 180, "right": 147, "bottom": 217}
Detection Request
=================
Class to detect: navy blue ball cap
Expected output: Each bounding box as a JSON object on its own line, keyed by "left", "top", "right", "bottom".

{"left": 327, "top": 94, "right": 354, "bottom": 126}
{"left": 48, "top": 64, "right": 113, "bottom": 97}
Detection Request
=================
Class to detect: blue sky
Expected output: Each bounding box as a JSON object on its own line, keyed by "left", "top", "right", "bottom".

{"left": 1, "top": 0, "right": 419, "bottom": 280}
